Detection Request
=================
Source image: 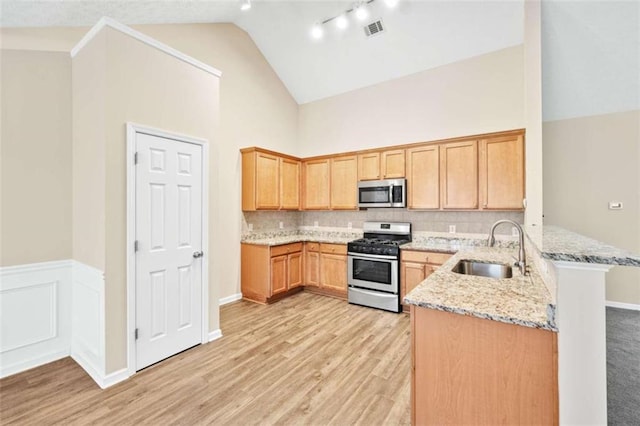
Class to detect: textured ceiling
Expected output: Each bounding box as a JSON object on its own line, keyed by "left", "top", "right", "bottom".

{"left": 0, "top": 0, "right": 525, "bottom": 104}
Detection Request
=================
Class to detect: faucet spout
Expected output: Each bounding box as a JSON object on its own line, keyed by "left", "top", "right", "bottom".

{"left": 488, "top": 220, "right": 528, "bottom": 276}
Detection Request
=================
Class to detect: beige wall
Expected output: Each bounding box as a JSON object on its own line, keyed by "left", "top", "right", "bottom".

{"left": 72, "top": 31, "right": 107, "bottom": 270}
{"left": 0, "top": 49, "right": 72, "bottom": 266}
{"left": 297, "top": 46, "right": 524, "bottom": 157}
{"left": 72, "top": 26, "right": 221, "bottom": 373}
{"left": 543, "top": 110, "right": 640, "bottom": 304}
{"left": 1, "top": 24, "right": 299, "bottom": 306}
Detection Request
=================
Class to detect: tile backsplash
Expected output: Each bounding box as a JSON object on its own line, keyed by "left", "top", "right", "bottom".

{"left": 243, "top": 209, "right": 524, "bottom": 236}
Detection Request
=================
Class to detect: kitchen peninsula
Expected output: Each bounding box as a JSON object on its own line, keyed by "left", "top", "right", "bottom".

{"left": 404, "top": 225, "right": 640, "bottom": 425}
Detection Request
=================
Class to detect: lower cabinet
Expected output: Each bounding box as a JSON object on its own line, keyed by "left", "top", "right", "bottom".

{"left": 305, "top": 243, "right": 348, "bottom": 297}
{"left": 241, "top": 242, "right": 304, "bottom": 303}
{"left": 400, "top": 250, "right": 452, "bottom": 311}
{"left": 412, "top": 307, "right": 558, "bottom": 425}
{"left": 242, "top": 242, "right": 347, "bottom": 304}
{"left": 319, "top": 244, "right": 348, "bottom": 294}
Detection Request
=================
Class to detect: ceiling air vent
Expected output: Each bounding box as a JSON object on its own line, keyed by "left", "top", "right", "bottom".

{"left": 364, "top": 19, "right": 385, "bottom": 38}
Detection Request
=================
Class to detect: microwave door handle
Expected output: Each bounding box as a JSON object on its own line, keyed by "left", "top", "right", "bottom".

{"left": 389, "top": 184, "right": 394, "bottom": 204}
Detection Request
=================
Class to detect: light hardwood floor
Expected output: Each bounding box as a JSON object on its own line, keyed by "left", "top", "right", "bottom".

{"left": 0, "top": 292, "right": 411, "bottom": 425}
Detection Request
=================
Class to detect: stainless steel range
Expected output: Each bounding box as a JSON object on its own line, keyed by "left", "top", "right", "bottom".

{"left": 347, "top": 222, "right": 411, "bottom": 313}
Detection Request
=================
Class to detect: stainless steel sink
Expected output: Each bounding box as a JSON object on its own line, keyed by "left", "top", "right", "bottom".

{"left": 452, "top": 260, "right": 513, "bottom": 279}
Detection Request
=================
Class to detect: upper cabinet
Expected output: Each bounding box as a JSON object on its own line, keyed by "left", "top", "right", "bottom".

{"left": 241, "top": 148, "right": 300, "bottom": 211}
{"left": 330, "top": 155, "right": 358, "bottom": 210}
{"left": 302, "top": 156, "right": 358, "bottom": 211}
{"left": 242, "top": 129, "right": 525, "bottom": 213}
{"left": 406, "top": 145, "right": 440, "bottom": 209}
{"left": 479, "top": 134, "right": 525, "bottom": 210}
{"left": 440, "top": 140, "right": 479, "bottom": 209}
{"left": 281, "top": 158, "right": 300, "bottom": 210}
{"left": 302, "top": 158, "right": 331, "bottom": 210}
{"left": 381, "top": 149, "right": 406, "bottom": 179}
{"left": 358, "top": 149, "right": 405, "bottom": 180}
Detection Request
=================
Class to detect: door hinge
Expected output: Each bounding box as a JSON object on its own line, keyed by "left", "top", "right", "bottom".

{"left": 134, "top": 240, "right": 139, "bottom": 252}
{"left": 134, "top": 152, "right": 138, "bottom": 165}
{"left": 135, "top": 328, "right": 139, "bottom": 340}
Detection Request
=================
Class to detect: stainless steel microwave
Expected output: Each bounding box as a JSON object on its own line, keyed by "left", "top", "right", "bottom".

{"left": 357, "top": 178, "right": 406, "bottom": 208}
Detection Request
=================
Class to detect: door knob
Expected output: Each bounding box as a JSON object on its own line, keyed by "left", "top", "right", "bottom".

{"left": 193, "top": 251, "right": 204, "bottom": 258}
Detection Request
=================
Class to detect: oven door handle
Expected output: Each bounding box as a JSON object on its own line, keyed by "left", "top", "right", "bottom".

{"left": 348, "top": 252, "right": 398, "bottom": 261}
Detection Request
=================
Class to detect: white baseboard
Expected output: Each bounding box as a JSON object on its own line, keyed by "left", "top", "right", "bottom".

{"left": 606, "top": 300, "right": 640, "bottom": 311}
{"left": 219, "top": 293, "right": 242, "bottom": 306}
{"left": 208, "top": 329, "right": 223, "bottom": 342}
{"left": 0, "top": 349, "right": 69, "bottom": 378}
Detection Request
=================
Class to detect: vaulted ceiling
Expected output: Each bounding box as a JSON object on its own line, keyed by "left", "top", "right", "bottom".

{"left": 0, "top": 0, "right": 524, "bottom": 104}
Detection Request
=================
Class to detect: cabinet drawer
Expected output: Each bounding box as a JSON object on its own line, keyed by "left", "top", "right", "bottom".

{"left": 402, "top": 250, "right": 452, "bottom": 265}
{"left": 306, "top": 242, "right": 320, "bottom": 252}
{"left": 320, "top": 243, "right": 347, "bottom": 255}
{"left": 271, "top": 242, "right": 303, "bottom": 257}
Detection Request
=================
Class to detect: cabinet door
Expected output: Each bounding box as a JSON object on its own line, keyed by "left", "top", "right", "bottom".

{"left": 255, "top": 152, "right": 280, "bottom": 209}
{"left": 303, "top": 159, "right": 330, "bottom": 210}
{"left": 382, "top": 149, "right": 405, "bottom": 178}
{"left": 288, "top": 252, "right": 303, "bottom": 288}
{"left": 402, "top": 261, "right": 427, "bottom": 302}
{"left": 305, "top": 250, "right": 320, "bottom": 287}
{"left": 479, "top": 134, "right": 524, "bottom": 210}
{"left": 330, "top": 155, "right": 358, "bottom": 210}
{"left": 440, "top": 140, "right": 478, "bottom": 209}
{"left": 281, "top": 158, "right": 300, "bottom": 210}
{"left": 320, "top": 253, "right": 347, "bottom": 292}
{"left": 406, "top": 145, "right": 440, "bottom": 209}
{"left": 358, "top": 152, "right": 381, "bottom": 181}
{"left": 270, "top": 255, "right": 288, "bottom": 295}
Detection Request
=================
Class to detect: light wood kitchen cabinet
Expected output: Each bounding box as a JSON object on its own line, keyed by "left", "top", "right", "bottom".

{"left": 479, "top": 133, "right": 525, "bottom": 210}
{"left": 381, "top": 149, "right": 405, "bottom": 178}
{"left": 412, "top": 307, "right": 558, "bottom": 425}
{"left": 241, "top": 242, "right": 304, "bottom": 303}
{"left": 281, "top": 158, "right": 300, "bottom": 210}
{"left": 305, "top": 243, "right": 320, "bottom": 287}
{"left": 330, "top": 155, "right": 358, "bottom": 210}
{"left": 302, "top": 158, "right": 331, "bottom": 210}
{"left": 358, "top": 152, "right": 381, "bottom": 180}
{"left": 406, "top": 144, "right": 440, "bottom": 209}
{"left": 358, "top": 149, "right": 405, "bottom": 180}
{"left": 401, "top": 250, "right": 452, "bottom": 310}
{"left": 319, "top": 243, "right": 348, "bottom": 295}
{"left": 440, "top": 140, "right": 478, "bottom": 209}
{"left": 241, "top": 148, "right": 300, "bottom": 211}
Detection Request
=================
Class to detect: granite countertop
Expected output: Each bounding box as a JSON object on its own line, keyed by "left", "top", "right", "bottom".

{"left": 526, "top": 225, "right": 640, "bottom": 267}
{"left": 402, "top": 232, "right": 517, "bottom": 253}
{"left": 240, "top": 228, "right": 361, "bottom": 246}
{"left": 404, "top": 247, "right": 557, "bottom": 332}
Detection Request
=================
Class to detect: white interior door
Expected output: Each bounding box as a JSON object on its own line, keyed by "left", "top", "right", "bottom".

{"left": 135, "top": 132, "right": 203, "bottom": 370}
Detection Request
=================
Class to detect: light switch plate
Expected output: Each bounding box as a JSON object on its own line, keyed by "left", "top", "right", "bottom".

{"left": 314, "top": 221, "right": 319, "bottom": 228}
{"left": 279, "top": 221, "right": 284, "bottom": 229}
{"left": 348, "top": 222, "right": 352, "bottom": 229}
{"left": 449, "top": 225, "right": 456, "bottom": 234}
{"left": 248, "top": 223, "right": 253, "bottom": 231}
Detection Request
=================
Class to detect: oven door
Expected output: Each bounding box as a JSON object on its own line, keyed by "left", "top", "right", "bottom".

{"left": 348, "top": 253, "right": 399, "bottom": 294}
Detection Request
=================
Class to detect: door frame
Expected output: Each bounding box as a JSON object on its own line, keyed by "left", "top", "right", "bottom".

{"left": 125, "top": 122, "right": 209, "bottom": 376}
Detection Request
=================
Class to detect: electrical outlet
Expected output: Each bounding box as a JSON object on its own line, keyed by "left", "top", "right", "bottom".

{"left": 348, "top": 222, "right": 352, "bottom": 229}
{"left": 248, "top": 223, "right": 253, "bottom": 232}
{"left": 314, "top": 221, "right": 319, "bottom": 228}
{"left": 449, "top": 225, "right": 456, "bottom": 234}
{"left": 512, "top": 226, "right": 519, "bottom": 237}
{"left": 279, "top": 221, "right": 284, "bottom": 229}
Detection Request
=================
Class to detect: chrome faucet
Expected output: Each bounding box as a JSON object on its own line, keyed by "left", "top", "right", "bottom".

{"left": 488, "top": 220, "right": 528, "bottom": 276}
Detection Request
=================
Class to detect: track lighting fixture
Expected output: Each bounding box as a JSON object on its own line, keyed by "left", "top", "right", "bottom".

{"left": 240, "top": 0, "right": 251, "bottom": 11}
{"left": 309, "top": 0, "right": 398, "bottom": 40}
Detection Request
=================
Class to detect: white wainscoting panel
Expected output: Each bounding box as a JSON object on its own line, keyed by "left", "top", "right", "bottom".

{"left": 0, "top": 260, "right": 72, "bottom": 378}
{"left": 70, "top": 260, "right": 108, "bottom": 387}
